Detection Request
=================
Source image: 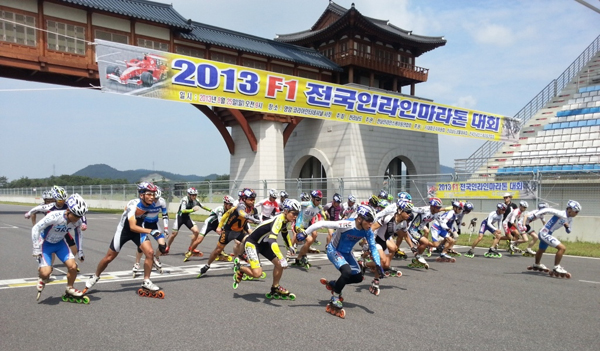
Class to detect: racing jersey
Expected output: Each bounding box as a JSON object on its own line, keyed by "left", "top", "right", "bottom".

{"left": 435, "top": 210, "right": 455, "bottom": 232}
{"left": 207, "top": 205, "right": 226, "bottom": 222}
{"left": 323, "top": 202, "right": 342, "bottom": 221}
{"left": 296, "top": 201, "right": 326, "bottom": 230}
{"left": 304, "top": 220, "right": 381, "bottom": 266}
{"left": 531, "top": 208, "right": 573, "bottom": 234}
{"left": 374, "top": 213, "right": 396, "bottom": 242}
{"left": 453, "top": 211, "right": 466, "bottom": 230}
{"left": 155, "top": 196, "right": 169, "bottom": 231}
{"left": 26, "top": 202, "right": 88, "bottom": 225}
{"left": 219, "top": 202, "right": 260, "bottom": 232}
{"left": 526, "top": 209, "right": 547, "bottom": 225}
{"left": 503, "top": 207, "right": 522, "bottom": 229}
{"left": 177, "top": 196, "right": 210, "bottom": 216}
{"left": 408, "top": 206, "right": 442, "bottom": 232}
{"left": 32, "top": 210, "right": 83, "bottom": 255}
{"left": 341, "top": 201, "right": 358, "bottom": 219}
{"left": 255, "top": 198, "right": 279, "bottom": 219}
{"left": 118, "top": 198, "right": 161, "bottom": 234}
{"left": 375, "top": 202, "right": 397, "bottom": 221}
{"left": 482, "top": 210, "right": 504, "bottom": 231}
{"left": 246, "top": 213, "right": 293, "bottom": 249}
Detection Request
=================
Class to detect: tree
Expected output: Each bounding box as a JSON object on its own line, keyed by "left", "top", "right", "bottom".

{"left": 0, "top": 176, "right": 7, "bottom": 188}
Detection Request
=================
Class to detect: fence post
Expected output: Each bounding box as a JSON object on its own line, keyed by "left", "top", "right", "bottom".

{"left": 208, "top": 181, "right": 213, "bottom": 202}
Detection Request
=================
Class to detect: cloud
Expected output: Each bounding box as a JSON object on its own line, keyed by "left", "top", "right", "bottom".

{"left": 453, "top": 95, "right": 477, "bottom": 110}
{"left": 469, "top": 24, "right": 515, "bottom": 46}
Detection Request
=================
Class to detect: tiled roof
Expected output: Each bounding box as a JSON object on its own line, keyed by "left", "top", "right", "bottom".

{"left": 180, "top": 22, "right": 342, "bottom": 72}
{"left": 59, "top": 0, "right": 193, "bottom": 30}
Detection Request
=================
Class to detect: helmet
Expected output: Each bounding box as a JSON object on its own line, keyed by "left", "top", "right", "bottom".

{"left": 398, "top": 201, "right": 414, "bottom": 213}
{"left": 387, "top": 194, "right": 394, "bottom": 202}
{"left": 503, "top": 192, "right": 512, "bottom": 198}
{"left": 138, "top": 182, "right": 157, "bottom": 194}
{"left": 356, "top": 205, "right": 376, "bottom": 222}
{"left": 538, "top": 203, "right": 548, "bottom": 210}
{"left": 268, "top": 189, "right": 277, "bottom": 198}
{"left": 155, "top": 187, "right": 162, "bottom": 199}
{"left": 566, "top": 200, "right": 581, "bottom": 212}
{"left": 223, "top": 195, "right": 234, "bottom": 204}
{"left": 300, "top": 192, "right": 310, "bottom": 201}
{"left": 51, "top": 186, "right": 68, "bottom": 201}
{"left": 519, "top": 200, "right": 529, "bottom": 208}
{"left": 241, "top": 188, "right": 257, "bottom": 199}
{"left": 279, "top": 190, "right": 288, "bottom": 199}
{"left": 429, "top": 198, "right": 443, "bottom": 207}
{"left": 378, "top": 199, "right": 389, "bottom": 208}
{"left": 497, "top": 203, "right": 507, "bottom": 210}
{"left": 238, "top": 190, "right": 243, "bottom": 198}
{"left": 66, "top": 194, "right": 88, "bottom": 217}
{"left": 464, "top": 202, "right": 474, "bottom": 212}
{"left": 348, "top": 194, "right": 356, "bottom": 203}
{"left": 311, "top": 190, "right": 323, "bottom": 199}
{"left": 332, "top": 193, "right": 342, "bottom": 203}
{"left": 378, "top": 190, "right": 388, "bottom": 199}
{"left": 368, "top": 195, "right": 379, "bottom": 208}
{"left": 283, "top": 199, "right": 301, "bottom": 212}
{"left": 397, "top": 192, "right": 412, "bottom": 202}
{"left": 451, "top": 201, "right": 463, "bottom": 209}
{"left": 42, "top": 191, "right": 53, "bottom": 200}
{"left": 187, "top": 187, "right": 198, "bottom": 195}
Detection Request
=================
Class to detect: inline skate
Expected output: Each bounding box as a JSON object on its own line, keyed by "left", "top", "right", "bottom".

{"left": 82, "top": 274, "right": 99, "bottom": 294}
{"left": 527, "top": 263, "right": 549, "bottom": 273}
{"left": 132, "top": 262, "right": 140, "bottom": 278}
{"left": 394, "top": 249, "right": 407, "bottom": 260}
{"left": 325, "top": 295, "right": 345, "bottom": 319}
{"left": 408, "top": 256, "right": 429, "bottom": 269}
{"left": 484, "top": 248, "right": 502, "bottom": 258}
{"left": 549, "top": 265, "right": 571, "bottom": 278}
{"left": 435, "top": 253, "right": 456, "bottom": 263}
{"left": 232, "top": 257, "right": 244, "bottom": 289}
{"left": 196, "top": 264, "right": 210, "bottom": 278}
{"left": 152, "top": 256, "right": 164, "bottom": 274}
{"left": 384, "top": 267, "right": 402, "bottom": 277}
{"left": 36, "top": 277, "right": 48, "bottom": 301}
{"left": 137, "top": 279, "right": 164, "bottom": 298}
{"left": 292, "top": 256, "right": 310, "bottom": 270}
{"left": 62, "top": 286, "right": 90, "bottom": 304}
{"left": 464, "top": 249, "right": 475, "bottom": 258}
{"left": 265, "top": 285, "right": 296, "bottom": 300}
{"left": 215, "top": 251, "right": 233, "bottom": 262}
{"left": 447, "top": 249, "right": 462, "bottom": 257}
{"left": 368, "top": 278, "right": 380, "bottom": 296}
{"left": 522, "top": 248, "right": 536, "bottom": 257}
{"left": 242, "top": 271, "right": 267, "bottom": 281}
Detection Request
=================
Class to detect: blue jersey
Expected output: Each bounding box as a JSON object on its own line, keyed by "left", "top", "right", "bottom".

{"left": 303, "top": 219, "right": 381, "bottom": 266}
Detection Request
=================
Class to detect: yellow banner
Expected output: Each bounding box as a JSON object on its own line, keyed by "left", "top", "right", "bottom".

{"left": 427, "top": 181, "right": 536, "bottom": 199}
{"left": 95, "top": 40, "right": 520, "bottom": 142}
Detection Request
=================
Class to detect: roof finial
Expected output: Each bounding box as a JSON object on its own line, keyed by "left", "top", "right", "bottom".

{"left": 351, "top": 3, "right": 355, "bottom": 7}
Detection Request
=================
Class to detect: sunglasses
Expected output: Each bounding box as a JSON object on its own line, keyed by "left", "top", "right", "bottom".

{"left": 314, "top": 198, "right": 322, "bottom": 201}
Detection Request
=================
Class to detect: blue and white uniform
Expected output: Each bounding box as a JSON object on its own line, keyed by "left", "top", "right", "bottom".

{"left": 431, "top": 210, "right": 454, "bottom": 242}
{"left": 26, "top": 202, "right": 88, "bottom": 225}
{"left": 32, "top": 210, "right": 83, "bottom": 268}
{"left": 296, "top": 201, "right": 325, "bottom": 231}
{"left": 530, "top": 208, "right": 573, "bottom": 250}
{"left": 479, "top": 210, "right": 503, "bottom": 234}
{"left": 111, "top": 199, "right": 162, "bottom": 252}
{"left": 304, "top": 220, "right": 381, "bottom": 273}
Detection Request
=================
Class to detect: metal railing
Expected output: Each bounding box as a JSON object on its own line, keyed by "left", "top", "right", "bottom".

{"left": 456, "top": 34, "right": 600, "bottom": 174}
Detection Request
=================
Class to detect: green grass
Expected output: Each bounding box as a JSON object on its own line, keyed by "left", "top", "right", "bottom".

{"left": 455, "top": 235, "right": 600, "bottom": 258}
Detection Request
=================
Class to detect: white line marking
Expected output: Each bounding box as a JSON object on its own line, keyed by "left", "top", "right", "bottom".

{"left": 579, "top": 280, "right": 600, "bottom": 284}
{"left": 54, "top": 268, "right": 67, "bottom": 275}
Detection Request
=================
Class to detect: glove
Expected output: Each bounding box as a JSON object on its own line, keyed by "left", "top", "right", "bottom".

{"left": 411, "top": 247, "right": 418, "bottom": 253}
{"left": 33, "top": 248, "right": 42, "bottom": 261}
{"left": 296, "top": 231, "right": 307, "bottom": 242}
{"left": 81, "top": 223, "right": 87, "bottom": 231}
{"left": 24, "top": 212, "right": 31, "bottom": 219}
{"left": 280, "top": 257, "right": 289, "bottom": 268}
{"left": 78, "top": 251, "right": 85, "bottom": 261}
{"left": 192, "top": 205, "right": 201, "bottom": 212}
{"left": 288, "top": 245, "right": 296, "bottom": 256}
{"left": 565, "top": 226, "right": 571, "bottom": 234}
{"left": 164, "top": 227, "right": 169, "bottom": 233}
{"left": 376, "top": 265, "right": 385, "bottom": 277}
{"left": 150, "top": 229, "right": 161, "bottom": 238}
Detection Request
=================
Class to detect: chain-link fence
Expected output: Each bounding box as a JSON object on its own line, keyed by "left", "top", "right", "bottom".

{"left": 1, "top": 173, "right": 598, "bottom": 216}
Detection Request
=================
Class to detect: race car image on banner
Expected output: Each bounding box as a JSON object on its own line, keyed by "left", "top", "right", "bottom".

{"left": 105, "top": 54, "right": 168, "bottom": 88}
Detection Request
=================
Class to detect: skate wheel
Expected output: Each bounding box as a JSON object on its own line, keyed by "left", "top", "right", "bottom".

{"left": 260, "top": 272, "right": 267, "bottom": 279}
{"left": 265, "top": 293, "right": 273, "bottom": 299}
{"left": 288, "top": 293, "right": 296, "bottom": 301}
{"left": 384, "top": 271, "right": 390, "bottom": 277}
{"left": 36, "top": 292, "right": 42, "bottom": 301}
{"left": 565, "top": 273, "right": 571, "bottom": 279}
{"left": 61, "top": 295, "right": 68, "bottom": 302}
{"left": 82, "top": 296, "right": 90, "bottom": 304}
{"left": 396, "top": 272, "right": 402, "bottom": 277}
{"left": 451, "top": 258, "right": 456, "bottom": 263}
{"left": 325, "top": 304, "right": 331, "bottom": 313}
{"left": 338, "top": 309, "right": 346, "bottom": 318}
{"left": 157, "top": 291, "right": 165, "bottom": 299}
{"left": 242, "top": 275, "right": 248, "bottom": 281}
{"left": 233, "top": 282, "right": 239, "bottom": 290}
{"left": 69, "top": 297, "right": 76, "bottom": 303}
{"left": 137, "top": 289, "right": 144, "bottom": 296}
{"left": 527, "top": 266, "right": 533, "bottom": 270}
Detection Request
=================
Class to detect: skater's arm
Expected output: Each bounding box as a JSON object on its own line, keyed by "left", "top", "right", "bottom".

{"left": 218, "top": 207, "right": 235, "bottom": 229}
{"left": 31, "top": 216, "right": 52, "bottom": 255}
{"left": 304, "top": 220, "right": 351, "bottom": 234}
{"left": 73, "top": 224, "right": 84, "bottom": 260}
{"left": 127, "top": 212, "right": 153, "bottom": 234}
{"left": 366, "top": 230, "right": 382, "bottom": 267}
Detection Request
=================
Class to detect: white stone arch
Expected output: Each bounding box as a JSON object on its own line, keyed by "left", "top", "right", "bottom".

{"left": 377, "top": 147, "right": 419, "bottom": 177}
{"left": 287, "top": 147, "right": 334, "bottom": 179}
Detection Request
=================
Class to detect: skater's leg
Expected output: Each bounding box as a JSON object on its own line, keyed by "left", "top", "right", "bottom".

{"left": 95, "top": 248, "right": 119, "bottom": 277}
{"left": 139, "top": 240, "right": 155, "bottom": 280}
{"left": 333, "top": 264, "right": 353, "bottom": 294}
{"left": 167, "top": 229, "right": 178, "bottom": 248}
{"left": 528, "top": 232, "right": 538, "bottom": 248}
{"left": 470, "top": 234, "right": 484, "bottom": 250}
{"left": 297, "top": 231, "right": 315, "bottom": 258}
{"left": 326, "top": 229, "right": 334, "bottom": 245}
{"left": 64, "top": 258, "right": 78, "bottom": 287}
{"left": 554, "top": 243, "right": 566, "bottom": 266}
{"left": 534, "top": 248, "right": 545, "bottom": 265}
{"left": 207, "top": 243, "right": 226, "bottom": 266}
{"left": 135, "top": 246, "right": 143, "bottom": 265}
{"left": 38, "top": 266, "right": 52, "bottom": 282}
{"left": 187, "top": 225, "right": 200, "bottom": 250}
{"left": 270, "top": 257, "right": 283, "bottom": 286}
{"left": 189, "top": 233, "right": 205, "bottom": 252}
{"left": 490, "top": 230, "right": 502, "bottom": 249}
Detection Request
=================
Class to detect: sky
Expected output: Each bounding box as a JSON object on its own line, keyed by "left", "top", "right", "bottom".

{"left": 0, "top": 0, "right": 599, "bottom": 181}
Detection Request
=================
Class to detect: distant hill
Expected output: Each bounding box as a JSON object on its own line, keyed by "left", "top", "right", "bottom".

{"left": 73, "top": 164, "right": 220, "bottom": 183}
{"left": 440, "top": 164, "right": 454, "bottom": 174}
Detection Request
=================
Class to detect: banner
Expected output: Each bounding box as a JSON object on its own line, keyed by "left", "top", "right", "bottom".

{"left": 95, "top": 40, "right": 521, "bottom": 142}
{"left": 427, "top": 181, "right": 537, "bottom": 199}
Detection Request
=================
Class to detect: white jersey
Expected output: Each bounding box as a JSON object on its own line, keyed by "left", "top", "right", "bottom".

{"left": 155, "top": 196, "right": 169, "bottom": 231}
{"left": 255, "top": 198, "right": 279, "bottom": 219}
{"left": 209, "top": 205, "right": 226, "bottom": 222}
{"left": 26, "top": 203, "right": 54, "bottom": 217}
{"left": 375, "top": 203, "right": 397, "bottom": 221}
{"left": 342, "top": 201, "right": 358, "bottom": 219}
{"left": 374, "top": 214, "right": 394, "bottom": 241}
{"left": 482, "top": 210, "right": 504, "bottom": 231}
{"left": 526, "top": 209, "right": 547, "bottom": 225}
{"left": 504, "top": 207, "right": 522, "bottom": 227}
{"left": 32, "top": 210, "right": 83, "bottom": 255}
{"left": 533, "top": 208, "right": 573, "bottom": 234}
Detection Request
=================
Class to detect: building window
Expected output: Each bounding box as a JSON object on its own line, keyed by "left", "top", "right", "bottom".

{"left": 211, "top": 52, "right": 237, "bottom": 64}
{"left": 242, "top": 58, "right": 266, "bottom": 70}
{"left": 354, "top": 42, "right": 370, "bottom": 58}
{"left": 176, "top": 45, "right": 205, "bottom": 58}
{"left": 95, "top": 29, "right": 128, "bottom": 44}
{"left": 321, "top": 47, "right": 334, "bottom": 59}
{"left": 137, "top": 38, "right": 168, "bottom": 51}
{"left": 0, "top": 10, "right": 36, "bottom": 46}
{"left": 298, "top": 69, "right": 318, "bottom": 80}
{"left": 47, "top": 20, "right": 86, "bottom": 55}
{"left": 271, "top": 64, "right": 294, "bottom": 75}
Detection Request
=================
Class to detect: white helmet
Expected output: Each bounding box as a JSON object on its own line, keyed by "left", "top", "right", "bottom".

{"left": 519, "top": 200, "right": 528, "bottom": 208}
{"left": 42, "top": 191, "right": 53, "bottom": 200}
{"left": 155, "top": 187, "right": 162, "bottom": 199}
{"left": 67, "top": 194, "right": 88, "bottom": 217}
{"left": 279, "top": 190, "right": 289, "bottom": 198}
{"left": 223, "top": 195, "right": 235, "bottom": 204}
{"left": 269, "top": 188, "right": 277, "bottom": 198}
{"left": 187, "top": 187, "right": 198, "bottom": 195}
{"left": 348, "top": 194, "right": 356, "bottom": 203}
{"left": 566, "top": 200, "right": 581, "bottom": 212}
{"left": 51, "top": 186, "right": 68, "bottom": 201}
{"left": 283, "top": 199, "right": 301, "bottom": 212}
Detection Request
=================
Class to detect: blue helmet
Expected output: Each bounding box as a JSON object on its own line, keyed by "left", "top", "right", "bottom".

{"left": 332, "top": 193, "right": 342, "bottom": 203}
{"left": 356, "top": 205, "right": 376, "bottom": 222}
{"left": 566, "top": 200, "right": 581, "bottom": 212}
{"left": 348, "top": 194, "right": 356, "bottom": 203}
{"left": 463, "top": 202, "right": 474, "bottom": 212}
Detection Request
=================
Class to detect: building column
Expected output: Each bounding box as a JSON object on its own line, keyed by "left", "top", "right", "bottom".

{"left": 229, "top": 120, "right": 285, "bottom": 191}
{"left": 369, "top": 72, "right": 374, "bottom": 87}
{"left": 410, "top": 83, "right": 415, "bottom": 96}
{"left": 392, "top": 77, "right": 398, "bottom": 92}
{"left": 348, "top": 67, "right": 354, "bottom": 84}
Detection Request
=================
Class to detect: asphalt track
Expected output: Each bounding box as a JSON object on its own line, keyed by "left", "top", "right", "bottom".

{"left": 1, "top": 203, "right": 599, "bottom": 351}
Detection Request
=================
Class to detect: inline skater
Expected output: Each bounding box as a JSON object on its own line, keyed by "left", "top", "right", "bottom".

{"left": 526, "top": 200, "right": 580, "bottom": 277}
{"left": 276, "top": 190, "right": 289, "bottom": 212}
{"left": 500, "top": 192, "right": 515, "bottom": 248}
{"left": 293, "top": 189, "right": 327, "bottom": 269}
{"left": 521, "top": 203, "right": 548, "bottom": 256}
{"left": 85, "top": 183, "right": 165, "bottom": 296}
{"left": 341, "top": 194, "right": 358, "bottom": 219}
{"left": 504, "top": 200, "right": 529, "bottom": 254}
{"left": 456, "top": 202, "right": 474, "bottom": 235}
{"left": 166, "top": 187, "right": 211, "bottom": 254}
{"left": 232, "top": 199, "right": 300, "bottom": 299}
{"left": 132, "top": 186, "right": 169, "bottom": 274}
{"left": 41, "top": 190, "right": 55, "bottom": 205}
{"left": 323, "top": 193, "right": 343, "bottom": 244}
{"left": 184, "top": 195, "right": 234, "bottom": 262}
{"left": 430, "top": 200, "right": 459, "bottom": 260}
{"left": 197, "top": 188, "right": 260, "bottom": 277}
{"left": 33, "top": 194, "right": 88, "bottom": 301}
{"left": 315, "top": 205, "right": 384, "bottom": 318}
{"left": 255, "top": 188, "right": 280, "bottom": 221}
{"left": 464, "top": 203, "right": 506, "bottom": 258}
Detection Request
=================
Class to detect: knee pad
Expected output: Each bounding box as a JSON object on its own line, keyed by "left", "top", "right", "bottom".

{"left": 158, "top": 244, "right": 167, "bottom": 254}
